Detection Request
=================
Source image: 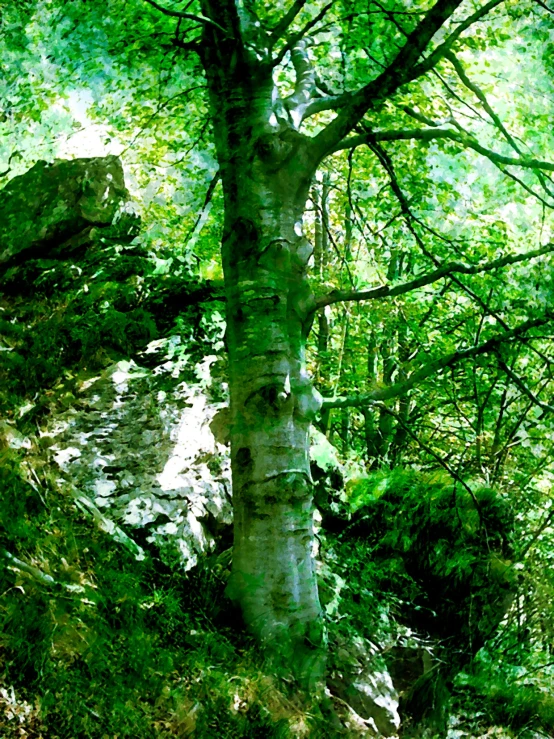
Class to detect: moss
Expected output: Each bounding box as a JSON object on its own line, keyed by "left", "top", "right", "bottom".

{"left": 322, "top": 467, "right": 516, "bottom": 727}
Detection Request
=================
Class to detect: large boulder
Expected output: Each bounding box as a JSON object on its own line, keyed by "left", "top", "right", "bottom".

{"left": 0, "top": 155, "right": 128, "bottom": 264}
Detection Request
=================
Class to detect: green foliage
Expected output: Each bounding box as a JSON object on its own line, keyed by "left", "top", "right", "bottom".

{"left": 0, "top": 449, "right": 320, "bottom": 738}
{"left": 0, "top": 232, "right": 224, "bottom": 413}
{"left": 453, "top": 653, "right": 554, "bottom": 736}
{"left": 2, "top": 0, "right": 554, "bottom": 735}
{"left": 313, "top": 459, "right": 554, "bottom": 735}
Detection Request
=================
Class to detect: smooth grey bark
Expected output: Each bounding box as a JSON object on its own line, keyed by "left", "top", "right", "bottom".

{"left": 314, "top": 179, "right": 331, "bottom": 435}
{"left": 312, "top": 184, "right": 323, "bottom": 278}
{"left": 197, "top": 4, "right": 326, "bottom": 678}
{"left": 389, "top": 320, "right": 411, "bottom": 464}
{"left": 221, "top": 174, "right": 325, "bottom": 670}
{"left": 317, "top": 309, "right": 331, "bottom": 435}
{"left": 364, "top": 332, "right": 381, "bottom": 467}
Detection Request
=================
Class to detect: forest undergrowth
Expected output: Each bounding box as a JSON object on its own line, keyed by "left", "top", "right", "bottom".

{"left": 1, "top": 228, "right": 553, "bottom": 739}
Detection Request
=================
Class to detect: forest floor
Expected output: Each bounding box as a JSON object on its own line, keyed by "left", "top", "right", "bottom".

{"left": 1, "top": 230, "right": 552, "bottom": 739}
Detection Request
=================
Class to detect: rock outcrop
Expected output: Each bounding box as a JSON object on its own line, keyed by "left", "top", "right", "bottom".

{"left": 329, "top": 635, "right": 401, "bottom": 736}
{"left": 0, "top": 155, "right": 129, "bottom": 264}
{"left": 0, "top": 156, "right": 232, "bottom": 569}
{"left": 43, "top": 351, "right": 233, "bottom": 570}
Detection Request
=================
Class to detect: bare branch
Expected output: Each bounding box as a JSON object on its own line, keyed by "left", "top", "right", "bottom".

{"left": 441, "top": 55, "right": 554, "bottom": 200}
{"left": 334, "top": 126, "right": 554, "bottom": 172}
{"left": 497, "top": 166, "right": 554, "bottom": 209}
{"left": 321, "top": 313, "right": 554, "bottom": 409}
{"left": 316, "top": 243, "right": 554, "bottom": 309}
{"left": 371, "top": 0, "right": 410, "bottom": 38}
{"left": 269, "top": 0, "right": 308, "bottom": 45}
{"left": 144, "top": 0, "right": 227, "bottom": 32}
{"left": 431, "top": 68, "right": 491, "bottom": 126}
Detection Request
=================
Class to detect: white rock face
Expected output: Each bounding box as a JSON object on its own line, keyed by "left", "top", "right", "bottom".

{"left": 0, "top": 156, "right": 129, "bottom": 264}
{"left": 329, "top": 635, "right": 401, "bottom": 737}
{"left": 43, "top": 350, "right": 232, "bottom": 570}
{"left": 349, "top": 671, "right": 401, "bottom": 736}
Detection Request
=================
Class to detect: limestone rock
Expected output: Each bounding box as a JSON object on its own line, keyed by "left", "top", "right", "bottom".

{"left": 0, "top": 156, "right": 129, "bottom": 264}
{"left": 344, "top": 671, "right": 400, "bottom": 737}
{"left": 329, "top": 635, "right": 400, "bottom": 737}
{"left": 39, "top": 347, "right": 232, "bottom": 571}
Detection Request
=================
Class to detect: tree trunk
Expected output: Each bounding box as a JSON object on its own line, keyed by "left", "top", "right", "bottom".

{"left": 221, "top": 176, "right": 325, "bottom": 677}
{"left": 315, "top": 179, "right": 332, "bottom": 434}
{"left": 364, "top": 331, "right": 381, "bottom": 466}
{"left": 197, "top": 4, "right": 327, "bottom": 680}
{"left": 390, "top": 313, "right": 411, "bottom": 464}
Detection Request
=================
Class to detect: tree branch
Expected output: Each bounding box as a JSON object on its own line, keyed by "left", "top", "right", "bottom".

{"left": 497, "top": 165, "right": 554, "bottom": 209}
{"left": 269, "top": 0, "right": 308, "bottom": 45}
{"left": 309, "top": 0, "right": 466, "bottom": 161}
{"left": 120, "top": 85, "right": 206, "bottom": 156}
{"left": 316, "top": 243, "right": 554, "bottom": 309}
{"left": 284, "top": 39, "right": 317, "bottom": 126}
{"left": 2, "top": 549, "right": 59, "bottom": 588}
{"left": 377, "top": 405, "right": 477, "bottom": 499}
{"left": 302, "top": 92, "right": 351, "bottom": 118}
{"left": 444, "top": 50, "right": 521, "bottom": 154}
{"left": 334, "top": 126, "right": 554, "bottom": 171}
{"left": 364, "top": 136, "right": 554, "bottom": 373}
{"left": 495, "top": 357, "right": 554, "bottom": 414}
{"left": 401, "top": 105, "right": 442, "bottom": 127}
{"left": 321, "top": 313, "right": 554, "bottom": 409}
{"left": 411, "top": 0, "right": 505, "bottom": 77}
{"left": 144, "top": 0, "right": 226, "bottom": 32}
{"left": 183, "top": 169, "right": 221, "bottom": 247}
{"left": 172, "top": 36, "right": 202, "bottom": 52}
{"left": 272, "top": 1, "right": 335, "bottom": 67}
{"left": 530, "top": 0, "right": 554, "bottom": 14}
{"left": 441, "top": 53, "right": 554, "bottom": 199}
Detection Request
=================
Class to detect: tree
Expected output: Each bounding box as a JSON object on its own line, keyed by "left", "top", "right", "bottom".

{"left": 2, "top": 0, "right": 554, "bottom": 682}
